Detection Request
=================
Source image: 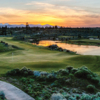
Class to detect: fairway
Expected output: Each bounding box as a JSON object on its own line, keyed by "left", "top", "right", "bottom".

{"left": 0, "top": 37, "right": 100, "bottom": 75}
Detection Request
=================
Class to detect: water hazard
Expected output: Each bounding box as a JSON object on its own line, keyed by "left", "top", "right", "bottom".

{"left": 33, "top": 40, "right": 100, "bottom": 56}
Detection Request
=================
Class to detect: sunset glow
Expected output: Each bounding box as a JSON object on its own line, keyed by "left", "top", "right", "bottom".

{"left": 0, "top": 0, "right": 100, "bottom": 27}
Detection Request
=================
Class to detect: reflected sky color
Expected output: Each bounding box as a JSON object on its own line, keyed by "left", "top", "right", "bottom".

{"left": 0, "top": 0, "right": 100, "bottom": 27}
{"left": 37, "top": 40, "right": 100, "bottom": 55}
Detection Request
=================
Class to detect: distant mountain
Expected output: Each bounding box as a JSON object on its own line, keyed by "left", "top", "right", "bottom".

{"left": 0, "top": 23, "right": 60, "bottom": 28}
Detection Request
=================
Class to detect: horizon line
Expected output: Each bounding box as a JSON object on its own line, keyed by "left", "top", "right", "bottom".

{"left": 0, "top": 22, "right": 100, "bottom": 28}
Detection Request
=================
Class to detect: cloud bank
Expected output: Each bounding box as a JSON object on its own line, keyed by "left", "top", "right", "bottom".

{"left": 0, "top": 0, "right": 100, "bottom": 27}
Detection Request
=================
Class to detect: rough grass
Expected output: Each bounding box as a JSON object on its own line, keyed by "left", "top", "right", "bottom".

{"left": 68, "top": 39, "right": 100, "bottom": 46}
{"left": 0, "top": 37, "right": 100, "bottom": 76}
{"left": 0, "top": 43, "right": 8, "bottom": 52}
{"left": 71, "top": 39, "right": 100, "bottom": 43}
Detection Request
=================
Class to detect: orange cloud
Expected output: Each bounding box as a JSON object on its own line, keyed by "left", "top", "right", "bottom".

{"left": 0, "top": 1, "right": 100, "bottom": 27}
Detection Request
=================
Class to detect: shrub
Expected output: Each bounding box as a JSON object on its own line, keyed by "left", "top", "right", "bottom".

{"left": 6, "top": 68, "right": 20, "bottom": 76}
{"left": 64, "top": 94, "right": 70, "bottom": 99}
{"left": 75, "top": 94, "right": 80, "bottom": 100}
{"left": 54, "top": 80, "right": 59, "bottom": 86}
{"left": 90, "top": 77, "right": 99, "bottom": 84}
{"left": 80, "top": 66, "right": 88, "bottom": 69}
{"left": 20, "top": 67, "right": 32, "bottom": 76}
{"left": 71, "top": 68, "right": 78, "bottom": 74}
{"left": 81, "top": 94, "right": 92, "bottom": 100}
{"left": 87, "top": 74, "right": 93, "bottom": 79}
{"left": 74, "top": 67, "right": 100, "bottom": 86}
{"left": 44, "top": 93, "right": 50, "bottom": 99}
{"left": 0, "top": 91, "right": 5, "bottom": 100}
{"left": 96, "top": 92, "right": 100, "bottom": 97}
{"left": 6, "top": 67, "right": 33, "bottom": 76}
{"left": 69, "top": 73, "right": 74, "bottom": 78}
{"left": 27, "top": 69, "right": 33, "bottom": 75}
{"left": 46, "top": 74, "right": 56, "bottom": 82}
{"left": 68, "top": 96, "right": 76, "bottom": 100}
{"left": 66, "top": 66, "right": 73, "bottom": 73}
{"left": 95, "top": 97, "right": 100, "bottom": 99}
{"left": 33, "top": 71, "right": 41, "bottom": 77}
{"left": 74, "top": 67, "right": 91, "bottom": 78}
{"left": 20, "top": 67, "right": 28, "bottom": 73}
{"left": 50, "top": 93, "right": 65, "bottom": 100}
{"left": 20, "top": 77, "right": 27, "bottom": 83}
{"left": 91, "top": 95, "right": 97, "bottom": 99}
{"left": 36, "top": 97, "right": 43, "bottom": 100}
{"left": 40, "top": 72, "right": 48, "bottom": 77}
{"left": 65, "top": 79, "right": 71, "bottom": 85}
{"left": 86, "top": 84, "right": 96, "bottom": 93}
{"left": 58, "top": 69, "right": 69, "bottom": 76}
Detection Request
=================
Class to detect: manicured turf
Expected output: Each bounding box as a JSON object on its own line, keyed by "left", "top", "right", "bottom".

{"left": 0, "top": 37, "right": 100, "bottom": 76}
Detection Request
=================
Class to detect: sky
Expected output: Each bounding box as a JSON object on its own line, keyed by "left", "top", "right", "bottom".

{"left": 0, "top": 0, "right": 100, "bottom": 27}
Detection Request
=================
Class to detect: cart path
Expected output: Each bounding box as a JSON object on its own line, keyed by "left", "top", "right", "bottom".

{"left": 0, "top": 81, "right": 35, "bottom": 100}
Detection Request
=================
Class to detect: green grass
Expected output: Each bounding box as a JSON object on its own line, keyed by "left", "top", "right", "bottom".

{"left": 0, "top": 37, "right": 100, "bottom": 76}
{"left": 59, "top": 36, "right": 98, "bottom": 38}
{"left": 67, "top": 39, "right": 100, "bottom": 46}
{"left": 71, "top": 39, "right": 100, "bottom": 43}
{"left": 59, "top": 36, "right": 77, "bottom": 38}
{"left": 0, "top": 43, "right": 9, "bottom": 52}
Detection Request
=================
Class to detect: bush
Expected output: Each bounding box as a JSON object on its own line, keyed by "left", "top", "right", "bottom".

{"left": 6, "top": 68, "right": 20, "bottom": 76}
{"left": 20, "top": 67, "right": 29, "bottom": 76}
{"left": 86, "top": 84, "right": 96, "bottom": 93}
{"left": 50, "top": 93, "right": 65, "bottom": 100}
{"left": 69, "top": 73, "right": 74, "bottom": 78}
{"left": 66, "top": 66, "right": 73, "bottom": 73}
{"left": 76, "top": 94, "right": 80, "bottom": 100}
{"left": 33, "top": 71, "right": 41, "bottom": 77}
{"left": 81, "top": 94, "right": 92, "bottom": 100}
{"left": 90, "top": 77, "right": 99, "bottom": 84}
{"left": 40, "top": 72, "right": 48, "bottom": 77}
{"left": 0, "top": 91, "right": 5, "bottom": 100}
{"left": 71, "top": 68, "right": 78, "bottom": 74}
{"left": 6, "top": 67, "right": 33, "bottom": 76}
{"left": 5, "top": 66, "right": 100, "bottom": 100}
{"left": 58, "top": 69, "right": 69, "bottom": 76}
{"left": 74, "top": 67, "right": 91, "bottom": 78}
{"left": 96, "top": 92, "right": 100, "bottom": 97}
{"left": 68, "top": 96, "right": 75, "bottom": 100}
{"left": 27, "top": 69, "right": 33, "bottom": 75}
{"left": 46, "top": 74, "right": 56, "bottom": 82}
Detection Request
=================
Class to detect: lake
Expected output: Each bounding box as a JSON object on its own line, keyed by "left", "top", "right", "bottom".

{"left": 33, "top": 40, "right": 100, "bottom": 56}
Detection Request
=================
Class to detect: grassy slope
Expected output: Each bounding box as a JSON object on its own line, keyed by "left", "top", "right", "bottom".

{"left": 0, "top": 37, "right": 100, "bottom": 76}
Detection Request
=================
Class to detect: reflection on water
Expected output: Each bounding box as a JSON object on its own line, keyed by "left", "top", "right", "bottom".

{"left": 33, "top": 40, "right": 100, "bottom": 56}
